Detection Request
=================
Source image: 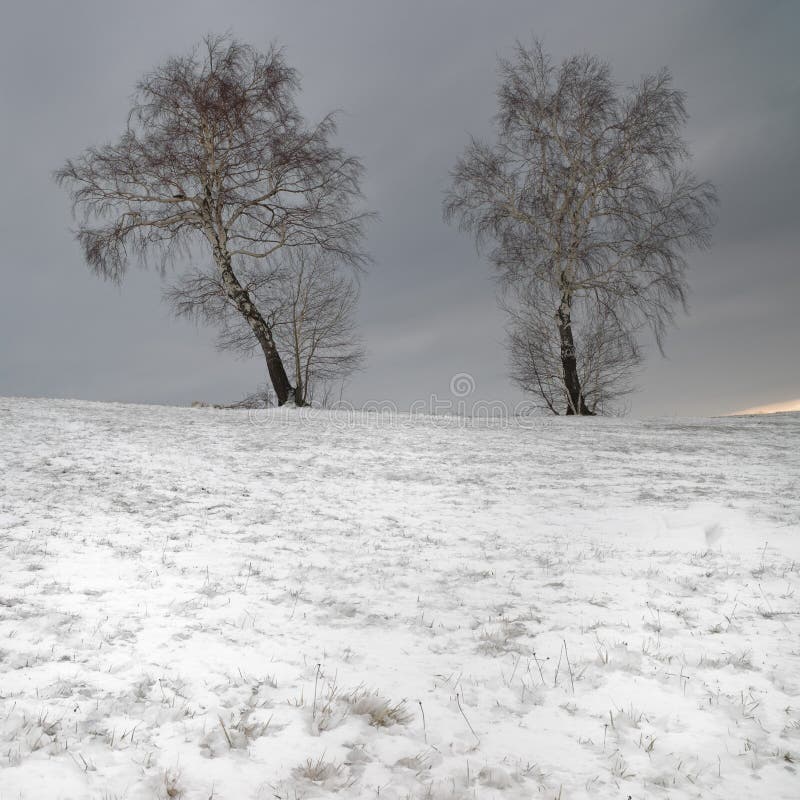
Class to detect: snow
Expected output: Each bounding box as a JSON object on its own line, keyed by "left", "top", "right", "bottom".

{"left": 0, "top": 396, "right": 798, "bottom": 800}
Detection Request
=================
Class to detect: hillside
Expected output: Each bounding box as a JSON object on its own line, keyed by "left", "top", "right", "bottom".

{"left": 0, "top": 397, "right": 798, "bottom": 799}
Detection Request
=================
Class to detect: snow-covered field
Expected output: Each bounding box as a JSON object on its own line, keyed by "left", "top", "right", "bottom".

{"left": 0, "top": 397, "right": 798, "bottom": 800}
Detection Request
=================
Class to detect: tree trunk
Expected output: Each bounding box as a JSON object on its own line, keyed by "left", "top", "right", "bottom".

{"left": 292, "top": 381, "right": 305, "bottom": 406}
{"left": 292, "top": 318, "right": 306, "bottom": 406}
{"left": 261, "top": 337, "right": 294, "bottom": 407}
{"left": 215, "top": 249, "right": 294, "bottom": 405}
{"left": 557, "top": 291, "right": 594, "bottom": 416}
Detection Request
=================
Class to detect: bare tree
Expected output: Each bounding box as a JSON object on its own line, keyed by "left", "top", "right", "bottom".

{"left": 444, "top": 40, "right": 717, "bottom": 415}
{"left": 168, "top": 247, "right": 364, "bottom": 406}
{"left": 273, "top": 250, "right": 364, "bottom": 406}
{"left": 55, "top": 35, "right": 371, "bottom": 405}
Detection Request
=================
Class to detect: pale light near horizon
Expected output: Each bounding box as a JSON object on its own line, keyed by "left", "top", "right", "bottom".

{"left": 730, "top": 398, "right": 800, "bottom": 416}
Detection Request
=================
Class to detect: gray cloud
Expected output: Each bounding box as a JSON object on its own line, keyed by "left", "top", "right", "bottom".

{"left": 1, "top": 0, "right": 797, "bottom": 416}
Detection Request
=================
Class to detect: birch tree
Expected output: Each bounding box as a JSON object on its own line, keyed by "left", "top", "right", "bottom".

{"left": 56, "top": 35, "right": 371, "bottom": 405}
{"left": 444, "top": 41, "right": 717, "bottom": 414}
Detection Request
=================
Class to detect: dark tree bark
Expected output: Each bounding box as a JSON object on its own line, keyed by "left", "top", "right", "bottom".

{"left": 557, "top": 292, "right": 594, "bottom": 415}
{"left": 214, "top": 246, "right": 294, "bottom": 404}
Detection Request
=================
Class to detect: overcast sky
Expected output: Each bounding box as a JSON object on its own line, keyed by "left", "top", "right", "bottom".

{"left": 1, "top": 0, "right": 797, "bottom": 416}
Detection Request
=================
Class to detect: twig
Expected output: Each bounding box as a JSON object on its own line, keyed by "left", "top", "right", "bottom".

{"left": 418, "top": 700, "right": 428, "bottom": 744}
{"left": 554, "top": 643, "right": 564, "bottom": 688}
{"left": 509, "top": 655, "right": 521, "bottom": 685}
{"left": 532, "top": 651, "right": 546, "bottom": 685}
{"left": 563, "top": 639, "right": 575, "bottom": 694}
{"left": 312, "top": 663, "right": 321, "bottom": 721}
{"left": 456, "top": 692, "right": 480, "bottom": 747}
{"left": 217, "top": 715, "right": 233, "bottom": 749}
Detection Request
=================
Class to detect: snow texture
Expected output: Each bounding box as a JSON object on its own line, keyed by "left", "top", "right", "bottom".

{"left": 0, "top": 396, "right": 798, "bottom": 799}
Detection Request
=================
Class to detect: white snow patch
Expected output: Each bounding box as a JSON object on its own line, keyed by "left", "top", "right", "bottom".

{"left": 0, "top": 397, "right": 798, "bottom": 799}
